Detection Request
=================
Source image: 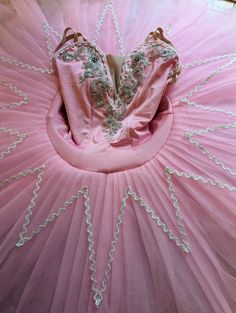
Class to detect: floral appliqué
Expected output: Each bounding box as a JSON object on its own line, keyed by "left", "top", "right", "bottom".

{"left": 56, "top": 37, "right": 180, "bottom": 141}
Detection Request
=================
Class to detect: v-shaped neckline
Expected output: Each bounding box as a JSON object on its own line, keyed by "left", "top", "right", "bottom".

{"left": 105, "top": 54, "right": 126, "bottom": 95}
{"left": 82, "top": 29, "right": 178, "bottom": 100}
{"left": 55, "top": 27, "right": 176, "bottom": 101}
{"left": 54, "top": 27, "right": 180, "bottom": 141}
{"left": 84, "top": 33, "right": 159, "bottom": 102}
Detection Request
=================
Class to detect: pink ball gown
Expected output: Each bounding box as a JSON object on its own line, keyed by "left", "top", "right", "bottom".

{"left": 0, "top": 0, "right": 236, "bottom": 312}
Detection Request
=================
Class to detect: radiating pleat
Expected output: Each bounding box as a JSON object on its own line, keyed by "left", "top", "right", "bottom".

{"left": 0, "top": 0, "right": 236, "bottom": 313}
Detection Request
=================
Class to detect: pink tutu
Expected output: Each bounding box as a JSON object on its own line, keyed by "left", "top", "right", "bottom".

{"left": 0, "top": 1, "right": 236, "bottom": 312}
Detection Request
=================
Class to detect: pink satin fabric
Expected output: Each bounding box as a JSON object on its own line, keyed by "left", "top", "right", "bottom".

{"left": 0, "top": 1, "right": 236, "bottom": 313}
{"left": 53, "top": 36, "right": 178, "bottom": 145}
{"left": 47, "top": 92, "right": 174, "bottom": 172}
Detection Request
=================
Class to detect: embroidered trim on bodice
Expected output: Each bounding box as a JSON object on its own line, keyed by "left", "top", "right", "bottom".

{"left": 55, "top": 29, "right": 181, "bottom": 141}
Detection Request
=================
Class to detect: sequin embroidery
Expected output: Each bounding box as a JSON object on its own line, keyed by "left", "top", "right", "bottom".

{"left": 56, "top": 36, "right": 180, "bottom": 141}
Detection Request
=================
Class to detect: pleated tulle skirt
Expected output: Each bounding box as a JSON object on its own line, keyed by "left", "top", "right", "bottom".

{"left": 0, "top": 1, "right": 236, "bottom": 312}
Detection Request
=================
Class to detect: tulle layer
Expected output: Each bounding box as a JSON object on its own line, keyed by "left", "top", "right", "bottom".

{"left": 0, "top": 1, "right": 236, "bottom": 313}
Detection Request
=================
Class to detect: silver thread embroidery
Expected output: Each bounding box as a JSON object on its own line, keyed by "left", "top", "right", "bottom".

{"left": 0, "top": 22, "right": 56, "bottom": 74}
{"left": 180, "top": 57, "right": 236, "bottom": 175}
{"left": 0, "top": 127, "right": 27, "bottom": 160}
{"left": 0, "top": 79, "right": 29, "bottom": 110}
{"left": 56, "top": 38, "right": 179, "bottom": 141}
{"left": 2, "top": 162, "right": 190, "bottom": 308}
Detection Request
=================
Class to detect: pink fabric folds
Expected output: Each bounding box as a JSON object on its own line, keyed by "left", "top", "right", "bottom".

{"left": 0, "top": 1, "right": 236, "bottom": 313}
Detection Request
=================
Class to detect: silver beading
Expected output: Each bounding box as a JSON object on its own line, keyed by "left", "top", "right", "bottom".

{"left": 108, "top": 0, "right": 125, "bottom": 56}
{"left": 0, "top": 166, "right": 45, "bottom": 247}
{"left": 0, "top": 127, "right": 27, "bottom": 160}
{"left": 164, "top": 24, "right": 173, "bottom": 36}
{"left": 0, "top": 163, "right": 190, "bottom": 308}
{"left": 184, "top": 122, "right": 236, "bottom": 176}
{"left": 182, "top": 52, "right": 236, "bottom": 69}
{"left": 92, "top": 0, "right": 125, "bottom": 56}
{"left": 85, "top": 185, "right": 190, "bottom": 308}
{"left": 0, "top": 22, "right": 58, "bottom": 74}
{"left": 180, "top": 57, "right": 236, "bottom": 176}
{"left": 92, "top": 0, "right": 110, "bottom": 45}
{"left": 0, "top": 6, "right": 236, "bottom": 309}
{"left": 0, "top": 79, "right": 29, "bottom": 110}
{"left": 181, "top": 57, "right": 236, "bottom": 100}
{"left": 165, "top": 167, "right": 236, "bottom": 195}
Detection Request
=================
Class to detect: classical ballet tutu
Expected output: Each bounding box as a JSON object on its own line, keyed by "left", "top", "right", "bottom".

{"left": 0, "top": 0, "right": 236, "bottom": 312}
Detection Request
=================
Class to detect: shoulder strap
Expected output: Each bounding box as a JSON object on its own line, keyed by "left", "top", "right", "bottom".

{"left": 146, "top": 27, "right": 174, "bottom": 47}
{"left": 54, "top": 27, "right": 87, "bottom": 53}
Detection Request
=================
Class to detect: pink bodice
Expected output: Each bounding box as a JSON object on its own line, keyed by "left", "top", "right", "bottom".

{"left": 47, "top": 28, "right": 181, "bottom": 172}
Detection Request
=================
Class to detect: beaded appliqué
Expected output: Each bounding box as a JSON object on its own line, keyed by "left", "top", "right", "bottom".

{"left": 57, "top": 43, "right": 122, "bottom": 139}
{"left": 56, "top": 35, "right": 179, "bottom": 141}
{"left": 115, "top": 41, "right": 178, "bottom": 112}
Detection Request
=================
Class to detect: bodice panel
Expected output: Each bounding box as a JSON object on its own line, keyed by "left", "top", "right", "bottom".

{"left": 48, "top": 27, "right": 181, "bottom": 172}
